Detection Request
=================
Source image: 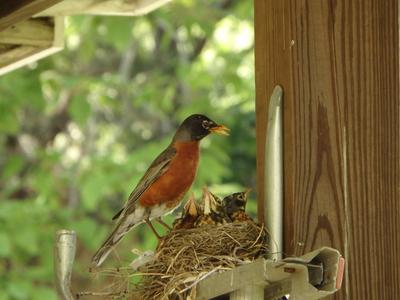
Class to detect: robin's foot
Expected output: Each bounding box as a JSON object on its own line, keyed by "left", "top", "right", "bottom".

{"left": 145, "top": 219, "right": 162, "bottom": 239}
{"left": 156, "top": 217, "right": 172, "bottom": 230}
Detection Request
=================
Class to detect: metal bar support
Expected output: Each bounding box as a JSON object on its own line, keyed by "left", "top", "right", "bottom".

{"left": 264, "top": 85, "right": 283, "bottom": 260}
{"left": 54, "top": 229, "right": 77, "bottom": 300}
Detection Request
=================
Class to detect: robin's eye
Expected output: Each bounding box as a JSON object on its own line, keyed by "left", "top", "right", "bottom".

{"left": 237, "top": 194, "right": 243, "bottom": 200}
{"left": 202, "top": 120, "right": 211, "bottom": 129}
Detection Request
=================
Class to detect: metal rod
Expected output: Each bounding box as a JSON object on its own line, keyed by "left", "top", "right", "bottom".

{"left": 54, "top": 229, "right": 77, "bottom": 300}
{"left": 264, "top": 85, "right": 283, "bottom": 260}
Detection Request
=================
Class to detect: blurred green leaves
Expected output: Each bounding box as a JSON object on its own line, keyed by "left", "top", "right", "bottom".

{"left": 0, "top": 101, "right": 20, "bottom": 134}
{"left": 69, "top": 95, "right": 91, "bottom": 125}
{"left": 0, "top": 0, "right": 255, "bottom": 296}
{"left": 0, "top": 232, "right": 11, "bottom": 257}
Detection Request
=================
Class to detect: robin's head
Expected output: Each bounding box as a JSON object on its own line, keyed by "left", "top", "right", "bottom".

{"left": 223, "top": 189, "right": 251, "bottom": 215}
{"left": 173, "top": 114, "right": 230, "bottom": 142}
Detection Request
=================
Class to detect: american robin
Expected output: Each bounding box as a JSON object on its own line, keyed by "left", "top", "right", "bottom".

{"left": 195, "top": 187, "right": 229, "bottom": 227}
{"left": 172, "top": 193, "right": 199, "bottom": 230}
{"left": 222, "top": 189, "right": 251, "bottom": 222}
{"left": 209, "top": 190, "right": 230, "bottom": 224}
{"left": 91, "top": 114, "right": 229, "bottom": 267}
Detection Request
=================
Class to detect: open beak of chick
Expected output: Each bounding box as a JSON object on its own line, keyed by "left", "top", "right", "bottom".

{"left": 202, "top": 187, "right": 211, "bottom": 215}
{"left": 184, "top": 193, "right": 198, "bottom": 217}
{"left": 244, "top": 188, "right": 251, "bottom": 198}
{"left": 202, "top": 186, "right": 216, "bottom": 215}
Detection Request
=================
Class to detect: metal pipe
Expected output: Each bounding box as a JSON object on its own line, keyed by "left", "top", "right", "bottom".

{"left": 264, "top": 85, "right": 283, "bottom": 260}
{"left": 54, "top": 230, "right": 77, "bottom": 300}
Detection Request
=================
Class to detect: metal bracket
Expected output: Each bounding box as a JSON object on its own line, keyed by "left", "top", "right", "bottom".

{"left": 54, "top": 230, "right": 77, "bottom": 300}
{"left": 264, "top": 85, "right": 283, "bottom": 260}
{"left": 195, "top": 247, "right": 345, "bottom": 300}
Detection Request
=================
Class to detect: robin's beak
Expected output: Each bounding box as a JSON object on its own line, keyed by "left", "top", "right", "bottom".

{"left": 209, "top": 124, "right": 230, "bottom": 136}
{"left": 244, "top": 188, "right": 252, "bottom": 196}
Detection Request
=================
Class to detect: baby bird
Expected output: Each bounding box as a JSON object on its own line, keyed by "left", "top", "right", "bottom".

{"left": 208, "top": 191, "right": 230, "bottom": 225}
{"left": 173, "top": 193, "right": 200, "bottom": 230}
{"left": 194, "top": 187, "right": 214, "bottom": 227}
{"left": 195, "top": 187, "right": 227, "bottom": 227}
{"left": 222, "top": 189, "right": 251, "bottom": 222}
{"left": 195, "top": 187, "right": 216, "bottom": 227}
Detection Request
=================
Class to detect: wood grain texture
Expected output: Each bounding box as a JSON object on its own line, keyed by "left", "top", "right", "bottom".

{"left": 0, "top": 18, "right": 54, "bottom": 47}
{"left": 0, "top": 0, "right": 61, "bottom": 32}
{"left": 0, "top": 16, "right": 63, "bottom": 75}
{"left": 255, "top": 0, "right": 400, "bottom": 299}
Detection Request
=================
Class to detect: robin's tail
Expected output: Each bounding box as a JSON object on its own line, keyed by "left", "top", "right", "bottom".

{"left": 91, "top": 219, "right": 137, "bottom": 267}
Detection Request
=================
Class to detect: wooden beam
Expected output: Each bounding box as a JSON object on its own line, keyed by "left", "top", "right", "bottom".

{"left": 0, "top": 18, "right": 54, "bottom": 47}
{"left": 255, "top": 0, "right": 400, "bottom": 299}
{"left": 36, "top": 0, "right": 171, "bottom": 17}
{"left": 0, "top": 16, "right": 63, "bottom": 75}
{"left": 0, "top": 0, "right": 62, "bottom": 32}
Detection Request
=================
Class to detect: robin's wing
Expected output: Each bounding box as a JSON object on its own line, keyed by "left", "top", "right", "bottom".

{"left": 112, "top": 146, "right": 177, "bottom": 220}
{"left": 111, "top": 208, "right": 123, "bottom": 221}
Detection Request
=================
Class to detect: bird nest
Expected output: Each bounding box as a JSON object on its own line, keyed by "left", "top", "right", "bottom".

{"left": 130, "top": 220, "right": 268, "bottom": 299}
{"left": 81, "top": 189, "right": 268, "bottom": 299}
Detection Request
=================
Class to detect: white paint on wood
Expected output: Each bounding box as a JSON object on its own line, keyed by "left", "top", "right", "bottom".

{"left": 0, "top": 18, "right": 54, "bottom": 47}
{"left": 0, "top": 16, "right": 64, "bottom": 76}
{"left": 36, "top": 0, "right": 171, "bottom": 16}
{"left": 230, "top": 285, "right": 264, "bottom": 300}
{"left": 195, "top": 259, "right": 266, "bottom": 300}
{"left": 195, "top": 247, "right": 343, "bottom": 300}
{"left": 0, "top": 0, "right": 63, "bottom": 32}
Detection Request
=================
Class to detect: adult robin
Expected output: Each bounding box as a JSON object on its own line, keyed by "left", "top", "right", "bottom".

{"left": 222, "top": 189, "right": 251, "bottom": 222}
{"left": 91, "top": 114, "right": 229, "bottom": 267}
{"left": 172, "top": 193, "right": 199, "bottom": 230}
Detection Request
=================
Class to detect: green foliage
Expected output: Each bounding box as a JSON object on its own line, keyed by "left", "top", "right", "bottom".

{"left": 0, "top": 0, "right": 255, "bottom": 295}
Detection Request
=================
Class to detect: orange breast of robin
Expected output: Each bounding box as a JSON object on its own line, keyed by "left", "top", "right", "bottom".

{"left": 139, "top": 141, "right": 200, "bottom": 208}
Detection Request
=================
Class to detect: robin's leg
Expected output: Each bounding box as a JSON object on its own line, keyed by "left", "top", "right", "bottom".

{"left": 145, "top": 219, "right": 161, "bottom": 239}
{"left": 155, "top": 217, "right": 172, "bottom": 230}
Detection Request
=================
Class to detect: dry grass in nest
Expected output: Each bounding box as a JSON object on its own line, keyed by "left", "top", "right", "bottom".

{"left": 131, "top": 220, "right": 268, "bottom": 299}
{"left": 82, "top": 220, "right": 268, "bottom": 299}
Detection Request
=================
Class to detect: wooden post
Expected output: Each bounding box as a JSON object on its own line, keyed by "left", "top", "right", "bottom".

{"left": 255, "top": 0, "right": 400, "bottom": 299}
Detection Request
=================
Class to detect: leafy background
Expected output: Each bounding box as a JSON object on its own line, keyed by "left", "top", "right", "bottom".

{"left": 0, "top": 0, "right": 255, "bottom": 298}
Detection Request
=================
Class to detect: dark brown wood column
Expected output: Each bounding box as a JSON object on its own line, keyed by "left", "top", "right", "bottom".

{"left": 255, "top": 1, "right": 400, "bottom": 299}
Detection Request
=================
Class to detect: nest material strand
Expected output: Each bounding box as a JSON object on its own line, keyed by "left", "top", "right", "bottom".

{"left": 131, "top": 220, "right": 269, "bottom": 299}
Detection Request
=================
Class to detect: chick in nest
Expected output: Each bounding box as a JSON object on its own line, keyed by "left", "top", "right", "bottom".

{"left": 173, "top": 193, "right": 200, "bottom": 230}
{"left": 195, "top": 187, "right": 229, "bottom": 227}
{"left": 209, "top": 191, "right": 231, "bottom": 224}
{"left": 222, "top": 189, "right": 251, "bottom": 222}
